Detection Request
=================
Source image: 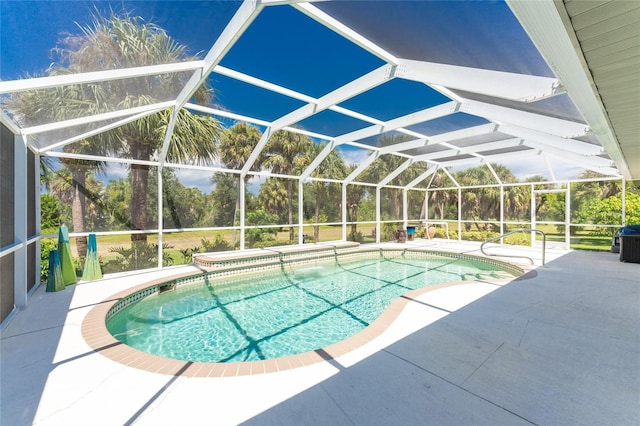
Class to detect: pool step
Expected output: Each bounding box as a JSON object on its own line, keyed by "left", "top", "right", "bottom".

{"left": 193, "top": 242, "right": 360, "bottom": 271}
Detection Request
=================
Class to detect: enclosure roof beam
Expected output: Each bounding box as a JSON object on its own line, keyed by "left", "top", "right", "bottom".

{"left": 413, "top": 138, "right": 524, "bottom": 161}
{"left": 461, "top": 100, "right": 589, "bottom": 138}
{"left": 241, "top": 126, "right": 273, "bottom": 176}
{"left": 159, "top": 0, "right": 263, "bottom": 167}
{"left": 335, "top": 101, "right": 459, "bottom": 145}
{"left": 498, "top": 123, "right": 604, "bottom": 156}
{"left": 213, "top": 66, "right": 388, "bottom": 128}
{"left": 344, "top": 151, "right": 379, "bottom": 184}
{"left": 215, "top": 65, "right": 316, "bottom": 103}
{"left": 186, "top": 103, "right": 271, "bottom": 127}
{"left": 241, "top": 65, "right": 395, "bottom": 178}
{"left": 396, "top": 58, "right": 562, "bottom": 102}
{"left": 379, "top": 138, "right": 428, "bottom": 155}
{"left": 39, "top": 106, "right": 172, "bottom": 154}
{"left": 543, "top": 153, "right": 558, "bottom": 182}
{"left": 540, "top": 151, "right": 621, "bottom": 177}
{"left": 523, "top": 139, "right": 615, "bottom": 169}
{"left": 442, "top": 167, "right": 460, "bottom": 188}
{"left": 405, "top": 164, "right": 438, "bottom": 190}
{"left": 271, "top": 64, "right": 395, "bottom": 130}
{"left": 21, "top": 101, "right": 175, "bottom": 136}
{"left": 484, "top": 161, "right": 503, "bottom": 185}
{"left": 187, "top": 102, "right": 336, "bottom": 141}
{"left": 434, "top": 156, "right": 485, "bottom": 169}
{"left": 377, "top": 158, "right": 414, "bottom": 187}
{"left": 0, "top": 61, "right": 205, "bottom": 95}
{"left": 425, "top": 123, "right": 499, "bottom": 147}
{"left": 293, "top": 2, "right": 399, "bottom": 65}
{"left": 300, "top": 141, "right": 336, "bottom": 180}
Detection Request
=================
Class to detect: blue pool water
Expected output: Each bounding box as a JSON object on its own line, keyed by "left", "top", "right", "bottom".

{"left": 107, "top": 253, "right": 516, "bottom": 363}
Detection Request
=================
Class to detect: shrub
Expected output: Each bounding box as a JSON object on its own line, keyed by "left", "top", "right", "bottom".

{"left": 348, "top": 231, "right": 364, "bottom": 243}
{"left": 103, "top": 242, "right": 174, "bottom": 273}
{"left": 382, "top": 222, "right": 401, "bottom": 241}
{"left": 39, "top": 238, "right": 57, "bottom": 282}
{"left": 251, "top": 239, "right": 290, "bottom": 248}
{"left": 462, "top": 230, "right": 498, "bottom": 242}
{"left": 201, "top": 235, "right": 235, "bottom": 252}
{"left": 179, "top": 246, "right": 201, "bottom": 264}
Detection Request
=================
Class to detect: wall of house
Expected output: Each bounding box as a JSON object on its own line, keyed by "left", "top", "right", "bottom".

{"left": 1, "top": 122, "right": 16, "bottom": 323}
{"left": 0, "top": 122, "right": 38, "bottom": 325}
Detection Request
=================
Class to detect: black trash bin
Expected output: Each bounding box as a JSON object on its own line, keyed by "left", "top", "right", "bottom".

{"left": 618, "top": 225, "right": 640, "bottom": 263}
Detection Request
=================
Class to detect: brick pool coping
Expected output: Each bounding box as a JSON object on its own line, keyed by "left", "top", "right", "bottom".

{"left": 82, "top": 257, "right": 536, "bottom": 378}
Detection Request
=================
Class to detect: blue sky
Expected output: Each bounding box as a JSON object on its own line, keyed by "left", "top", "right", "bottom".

{"left": 1, "top": 1, "right": 583, "bottom": 187}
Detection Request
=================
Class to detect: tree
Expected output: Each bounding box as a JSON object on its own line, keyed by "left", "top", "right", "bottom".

{"left": 46, "top": 10, "right": 222, "bottom": 246}
{"left": 571, "top": 170, "right": 621, "bottom": 224}
{"left": 219, "top": 123, "right": 264, "bottom": 243}
{"left": 345, "top": 161, "right": 368, "bottom": 238}
{"left": 263, "top": 130, "right": 312, "bottom": 240}
{"left": 428, "top": 171, "right": 457, "bottom": 221}
{"left": 40, "top": 193, "right": 66, "bottom": 233}
{"left": 9, "top": 81, "right": 114, "bottom": 258}
{"left": 361, "top": 134, "right": 415, "bottom": 219}
{"left": 209, "top": 173, "right": 238, "bottom": 227}
{"left": 102, "top": 178, "right": 132, "bottom": 231}
{"left": 160, "top": 169, "right": 207, "bottom": 229}
{"left": 454, "top": 164, "right": 517, "bottom": 230}
{"left": 258, "top": 178, "right": 288, "bottom": 221}
{"left": 245, "top": 210, "right": 279, "bottom": 247}
{"left": 579, "top": 193, "right": 640, "bottom": 236}
{"left": 307, "top": 143, "right": 346, "bottom": 241}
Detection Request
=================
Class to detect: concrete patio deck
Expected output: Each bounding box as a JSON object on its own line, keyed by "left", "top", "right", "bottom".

{"left": 1, "top": 240, "right": 638, "bottom": 425}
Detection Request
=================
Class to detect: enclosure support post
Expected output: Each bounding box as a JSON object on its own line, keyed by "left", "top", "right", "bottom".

{"left": 500, "top": 185, "right": 505, "bottom": 244}
{"left": 34, "top": 151, "right": 41, "bottom": 288}
{"left": 403, "top": 189, "right": 408, "bottom": 230}
{"left": 424, "top": 190, "right": 429, "bottom": 226}
{"left": 157, "top": 167, "right": 163, "bottom": 269}
{"left": 621, "top": 178, "right": 626, "bottom": 226}
{"left": 457, "top": 188, "right": 462, "bottom": 241}
{"left": 298, "top": 180, "right": 304, "bottom": 244}
{"left": 375, "top": 187, "right": 381, "bottom": 244}
{"left": 240, "top": 178, "right": 246, "bottom": 250}
{"left": 530, "top": 184, "right": 535, "bottom": 247}
{"left": 14, "top": 134, "right": 27, "bottom": 309}
{"left": 341, "top": 183, "right": 347, "bottom": 242}
{"left": 565, "top": 186, "right": 571, "bottom": 251}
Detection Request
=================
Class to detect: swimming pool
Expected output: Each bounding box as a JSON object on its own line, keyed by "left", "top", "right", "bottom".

{"left": 105, "top": 250, "right": 521, "bottom": 364}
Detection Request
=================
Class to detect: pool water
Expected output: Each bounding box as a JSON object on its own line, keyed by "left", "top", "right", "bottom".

{"left": 107, "top": 254, "right": 515, "bottom": 363}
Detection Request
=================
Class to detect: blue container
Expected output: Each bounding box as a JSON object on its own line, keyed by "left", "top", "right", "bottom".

{"left": 619, "top": 225, "right": 640, "bottom": 236}
{"left": 406, "top": 226, "right": 416, "bottom": 241}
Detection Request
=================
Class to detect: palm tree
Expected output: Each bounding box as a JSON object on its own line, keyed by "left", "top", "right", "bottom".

{"left": 9, "top": 11, "right": 222, "bottom": 255}
{"left": 308, "top": 143, "right": 347, "bottom": 241}
{"left": 219, "top": 122, "right": 264, "bottom": 244}
{"left": 346, "top": 163, "right": 367, "bottom": 237}
{"left": 258, "top": 178, "right": 288, "bottom": 219}
{"left": 9, "top": 82, "right": 112, "bottom": 258}
{"left": 361, "top": 135, "right": 416, "bottom": 220}
{"left": 428, "top": 171, "right": 455, "bottom": 221}
{"left": 57, "top": 11, "right": 223, "bottom": 245}
{"left": 263, "top": 130, "right": 312, "bottom": 241}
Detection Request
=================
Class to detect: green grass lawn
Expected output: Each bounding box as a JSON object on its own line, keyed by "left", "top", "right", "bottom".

{"left": 533, "top": 224, "right": 612, "bottom": 251}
